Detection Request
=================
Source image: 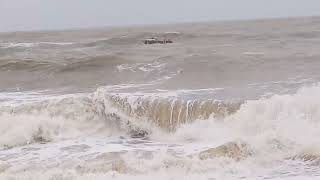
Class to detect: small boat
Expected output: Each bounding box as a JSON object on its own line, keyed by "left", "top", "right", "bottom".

{"left": 143, "top": 37, "right": 173, "bottom": 44}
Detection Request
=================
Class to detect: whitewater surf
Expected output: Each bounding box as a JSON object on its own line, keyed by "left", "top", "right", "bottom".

{"left": 1, "top": 16, "right": 320, "bottom": 179}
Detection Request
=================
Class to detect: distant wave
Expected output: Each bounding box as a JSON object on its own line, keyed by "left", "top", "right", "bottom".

{"left": 0, "top": 55, "right": 127, "bottom": 72}
{"left": 0, "top": 42, "right": 74, "bottom": 49}
{"left": 57, "top": 55, "right": 128, "bottom": 72}
{"left": 0, "top": 59, "right": 58, "bottom": 71}
{"left": 82, "top": 31, "right": 193, "bottom": 47}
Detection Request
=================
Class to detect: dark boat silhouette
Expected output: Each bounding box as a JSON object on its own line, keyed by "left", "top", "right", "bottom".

{"left": 143, "top": 37, "right": 173, "bottom": 44}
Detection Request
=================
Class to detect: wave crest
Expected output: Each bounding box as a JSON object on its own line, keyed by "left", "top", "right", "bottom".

{"left": 93, "top": 89, "right": 240, "bottom": 131}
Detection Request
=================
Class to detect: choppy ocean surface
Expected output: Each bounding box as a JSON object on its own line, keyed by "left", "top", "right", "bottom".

{"left": 1, "top": 17, "right": 320, "bottom": 179}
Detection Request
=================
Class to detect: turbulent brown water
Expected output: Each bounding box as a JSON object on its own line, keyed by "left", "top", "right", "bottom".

{"left": 1, "top": 17, "right": 320, "bottom": 179}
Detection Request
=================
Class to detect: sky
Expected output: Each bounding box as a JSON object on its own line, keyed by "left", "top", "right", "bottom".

{"left": 1, "top": 0, "right": 320, "bottom": 32}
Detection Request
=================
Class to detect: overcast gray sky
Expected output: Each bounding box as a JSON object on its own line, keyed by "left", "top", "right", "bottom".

{"left": 1, "top": 0, "right": 320, "bottom": 32}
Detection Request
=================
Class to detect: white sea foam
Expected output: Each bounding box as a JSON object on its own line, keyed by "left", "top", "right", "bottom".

{"left": 116, "top": 62, "right": 166, "bottom": 73}
{"left": 1, "top": 84, "right": 320, "bottom": 179}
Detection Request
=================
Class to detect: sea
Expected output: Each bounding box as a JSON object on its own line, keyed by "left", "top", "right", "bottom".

{"left": 1, "top": 16, "right": 320, "bottom": 180}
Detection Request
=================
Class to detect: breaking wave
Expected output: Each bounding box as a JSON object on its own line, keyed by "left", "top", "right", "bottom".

{"left": 1, "top": 83, "right": 320, "bottom": 154}
{"left": 0, "top": 88, "right": 240, "bottom": 148}
{"left": 2, "top": 84, "right": 320, "bottom": 179}
{"left": 93, "top": 90, "right": 240, "bottom": 131}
